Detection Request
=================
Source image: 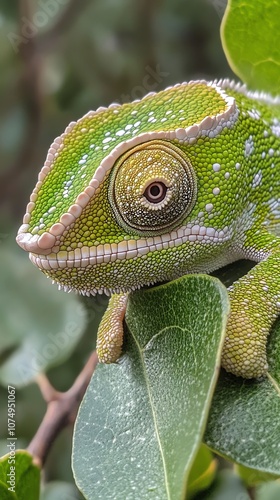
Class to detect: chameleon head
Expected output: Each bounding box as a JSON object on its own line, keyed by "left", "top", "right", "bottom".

{"left": 16, "top": 80, "right": 238, "bottom": 295}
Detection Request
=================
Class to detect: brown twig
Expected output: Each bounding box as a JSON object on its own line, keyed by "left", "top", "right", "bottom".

{"left": 27, "top": 351, "right": 98, "bottom": 467}
{"left": 35, "top": 373, "right": 60, "bottom": 403}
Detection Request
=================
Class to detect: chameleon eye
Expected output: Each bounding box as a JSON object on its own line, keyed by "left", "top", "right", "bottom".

{"left": 108, "top": 139, "right": 197, "bottom": 236}
{"left": 143, "top": 181, "right": 168, "bottom": 203}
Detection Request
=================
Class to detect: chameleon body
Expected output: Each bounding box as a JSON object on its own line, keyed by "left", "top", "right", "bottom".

{"left": 16, "top": 79, "right": 280, "bottom": 378}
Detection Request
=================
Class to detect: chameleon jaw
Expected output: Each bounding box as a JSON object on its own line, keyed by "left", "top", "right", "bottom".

{"left": 27, "top": 223, "right": 231, "bottom": 267}
{"left": 25, "top": 223, "right": 233, "bottom": 297}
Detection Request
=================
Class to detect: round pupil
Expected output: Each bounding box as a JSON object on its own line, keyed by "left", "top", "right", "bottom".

{"left": 144, "top": 182, "right": 167, "bottom": 203}
{"left": 150, "top": 184, "right": 160, "bottom": 197}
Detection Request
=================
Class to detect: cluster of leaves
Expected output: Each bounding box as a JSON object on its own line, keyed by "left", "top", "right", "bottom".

{"left": 72, "top": 270, "right": 280, "bottom": 499}
{"left": 1, "top": 0, "right": 280, "bottom": 498}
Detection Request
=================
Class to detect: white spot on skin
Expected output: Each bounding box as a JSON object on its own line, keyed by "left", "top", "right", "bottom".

{"left": 244, "top": 136, "right": 254, "bottom": 157}
{"left": 267, "top": 197, "right": 280, "bottom": 218}
{"left": 225, "top": 172, "right": 230, "bottom": 179}
{"left": 247, "top": 109, "right": 261, "bottom": 120}
{"left": 102, "top": 137, "right": 112, "bottom": 144}
{"left": 252, "top": 170, "right": 262, "bottom": 188}
{"left": 205, "top": 203, "right": 213, "bottom": 212}
{"left": 116, "top": 130, "right": 125, "bottom": 137}
{"left": 269, "top": 148, "right": 274, "bottom": 156}
{"left": 213, "top": 187, "right": 220, "bottom": 195}
{"left": 261, "top": 152, "right": 266, "bottom": 159}
{"left": 271, "top": 119, "right": 280, "bottom": 138}
{"left": 212, "top": 163, "right": 221, "bottom": 172}
{"left": 235, "top": 163, "right": 241, "bottom": 170}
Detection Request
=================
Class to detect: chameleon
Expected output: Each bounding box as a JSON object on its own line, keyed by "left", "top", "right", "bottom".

{"left": 16, "top": 79, "right": 280, "bottom": 379}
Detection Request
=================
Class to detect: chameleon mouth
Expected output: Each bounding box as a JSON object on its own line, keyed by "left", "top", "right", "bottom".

{"left": 28, "top": 224, "right": 231, "bottom": 271}
{"left": 16, "top": 230, "right": 54, "bottom": 254}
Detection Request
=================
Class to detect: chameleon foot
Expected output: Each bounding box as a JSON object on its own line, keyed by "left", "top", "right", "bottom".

{"left": 222, "top": 253, "right": 280, "bottom": 378}
{"left": 96, "top": 293, "right": 128, "bottom": 363}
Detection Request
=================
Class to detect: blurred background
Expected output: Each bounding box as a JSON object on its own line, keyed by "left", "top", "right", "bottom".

{"left": 0, "top": 0, "right": 232, "bottom": 496}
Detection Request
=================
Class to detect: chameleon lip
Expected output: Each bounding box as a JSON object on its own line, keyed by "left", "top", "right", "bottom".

{"left": 28, "top": 224, "right": 231, "bottom": 271}
{"left": 16, "top": 230, "right": 54, "bottom": 254}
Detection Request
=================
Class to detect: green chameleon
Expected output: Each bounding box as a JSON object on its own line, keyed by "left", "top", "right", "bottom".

{"left": 16, "top": 79, "right": 280, "bottom": 379}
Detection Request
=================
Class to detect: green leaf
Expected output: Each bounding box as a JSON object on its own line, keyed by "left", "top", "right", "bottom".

{"left": 205, "top": 316, "right": 280, "bottom": 475}
{"left": 221, "top": 0, "right": 280, "bottom": 94}
{"left": 73, "top": 275, "right": 229, "bottom": 500}
{"left": 0, "top": 450, "right": 40, "bottom": 499}
{"left": 0, "top": 239, "right": 87, "bottom": 386}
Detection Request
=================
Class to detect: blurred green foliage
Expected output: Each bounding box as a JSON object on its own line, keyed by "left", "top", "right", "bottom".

{"left": 0, "top": 0, "right": 232, "bottom": 496}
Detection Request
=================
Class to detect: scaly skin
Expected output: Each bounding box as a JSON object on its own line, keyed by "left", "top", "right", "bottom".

{"left": 16, "top": 79, "right": 280, "bottom": 378}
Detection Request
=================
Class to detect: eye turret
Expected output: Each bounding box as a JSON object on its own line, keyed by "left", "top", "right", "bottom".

{"left": 109, "top": 140, "right": 197, "bottom": 236}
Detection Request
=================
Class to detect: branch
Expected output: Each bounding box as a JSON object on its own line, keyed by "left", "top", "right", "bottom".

{"left": 27, "top": 350, "right": 98, "bottom": 466}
